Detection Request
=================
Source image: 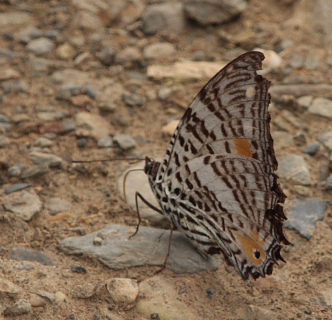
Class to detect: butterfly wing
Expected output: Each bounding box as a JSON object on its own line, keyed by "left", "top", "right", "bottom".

{"left": 146, "top": 51, "right": 290, "bottom": 280}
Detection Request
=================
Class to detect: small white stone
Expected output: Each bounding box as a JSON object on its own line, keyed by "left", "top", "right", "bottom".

{"left": 106, "top": 278, "right": 138, "bottom": 304}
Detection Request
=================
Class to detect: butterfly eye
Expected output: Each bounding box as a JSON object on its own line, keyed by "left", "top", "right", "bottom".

{"left": 254, "top": 249, "right": 261, "bottom": 259}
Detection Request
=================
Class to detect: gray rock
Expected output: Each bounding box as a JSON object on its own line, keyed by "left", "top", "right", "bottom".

{"left": 0, "top": 114, "right": 9, "bottom": 122}
{"left": 122, "top": 91, "right": 146, "bottom": 107}
{"left": 46, "top": 198, "right": 72, "bottom": 215}
{"left": 61, "top": 118, "right": 76, "bottom": 132}
{"left": 10, "top": 248, "right": 56, "bottom": 266}
{"left": 115, "top": 47, "right": 142, "bottom": 64}
{"left": 1, "top": 79, "right": 28, "bottom": 93}
{"left": 0, "top": 12, "right": 32, "bottom": 27}
{"left": 302, "top": 143, "right": 320, "bottom": 156}
{"left": 30, "top": 151, "right": 63, "bottom": 168}
{"left": 297, "top": 95, "right": 313, "bottom": 109}
{"left": 5, "top": 183, "right": 32, "bottom": 195}
{"left": 0, "top": 278, "right": 20, "bottom": 298}
{"left": 3, "top": 190, "right": 42, "bottom": 221}
{"left": 143, "top": 42, "right": 177, "bottom": 59}
{"left": 51, "top": 69, "right": 90, "bottom": 85}
{"left": 27, "top": 37, "right": 55, "bottom": 55}
{"left": 97, "top": 46, "right": 116, "bottom": 66}
{"left": 141, "top": 2, "right": 187, "bottom": 35}
{"left": 75, "top": 112, "right": 114, "bottom": 140}
{"left": 98, "top": 136, "right": 113, "bottom": 148}
{"left": 34, "top": 137, "right": 53, "bottom": 148}
{"left": 18, "top": 27, "right": 42, "bottom": 44}
{"left": 8, "top": 163, "right": 26, "bottom": 177}
{"left": 59, "top": 224, "right": 220, "bottom": 273}
{"left": 56, "top": 84, "right": 83, "bottom": 100}
{"left": 278, "top": 154, "right": 311, "bottom": 186}
{"left": 308, "top": 97, "right": 332, "bottom": 119}
{"left": 285, "top": 199, "right": 327, "bottom": 239}
{"left": 113, "top": 134, "right": 136, "bottom": 151}
{"left": 325, "top": 174, "right": 332, "bottom": 190}
{"left": 3, "top": 299, "right": 31, "bottom": 317}
{"left": 0, "top": 135, "right": 10, "bottom": 147}
{"left": 293, "top": 131, "right": 307, "bottom": 146}
{"left": 21, "top": 164, "right": 50, "bottom": 178}
{"left": 317, "top": 131, "right": 332, "bottom": 151}
{"left": 184, "top": 0, "right": 247, "bottom": 26}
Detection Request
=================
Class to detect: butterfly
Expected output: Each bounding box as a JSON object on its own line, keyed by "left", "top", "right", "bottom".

{"left": 140, "top": 51, "right": 290, "bottom": 280}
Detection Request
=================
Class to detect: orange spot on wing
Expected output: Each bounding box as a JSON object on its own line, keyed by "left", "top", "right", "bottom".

{"left": 237, "top": 231, "right": 266, "bottom": 265}
{"left": 234, "top": 139, "right": 252, "bottom": 157}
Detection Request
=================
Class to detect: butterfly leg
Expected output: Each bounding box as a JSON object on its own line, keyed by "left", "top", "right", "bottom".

{"left": 129, "top": 192, "right": 163, "bottom": 239}
{"left": 155, "top": 225, "right": 174, "bottom": 274}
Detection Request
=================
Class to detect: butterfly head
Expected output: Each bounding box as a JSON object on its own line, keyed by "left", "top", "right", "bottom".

{"left": 144, "top": 157, "right": 160, "bottom": 180}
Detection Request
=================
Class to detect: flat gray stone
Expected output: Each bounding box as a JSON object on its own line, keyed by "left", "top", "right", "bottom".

{"left": 27, "top": 38, "right": 55, "bottom": 56}
{"left": 10, "top": 248, "right": 56, "bottom": 266}
{"left": 285, "top": 199, "right": 327, "bottom": 240}
{"left": 184, "top": 0, "right": 247, "bottom": 26}
{"left": 3, "top": 190, "right": 42, "bottom": 221}
{"left": 309, "top": 97, "right": 332, "bottom": 119}
{"left": 46, "top": 198, "right": 72, "bottom": 215}
{"left": 278, "top": 154, "right": 311, "bottom": 186}
{"left": 59, "top": 224, "right": 220, "bottom": 274}
{"left": 317, "top": 131, "right": 332, "bottom": 151}
{"left": 141, "top": 2, "right": 187, "bottom": 35}
{"left": 113, "top": 134, "right": 136, "bottom": 151}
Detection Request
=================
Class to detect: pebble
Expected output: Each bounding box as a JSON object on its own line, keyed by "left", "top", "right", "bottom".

{"left": 10, "top": 247, "right": 56, "bottom": 266}
{"left": 141, "top": 2, "right": 187, "bottom": 35}
{"left": 0, "top": 11, "right": 32, "bottom": 27}
{"left": 184, "top": 0, "right": 247, "bottom": 25}
{"left": 0, "top": 278, "right": 20, "bottom": 298}
{"left": 297, "top": 95, "right": 313, "bottom": 109}
{"left": 285, "top": 199, "right": 328, "bottom": 239}
{"left": 5, "top": 183, "right": 32, "bottom": 194}
{"left": 325, "top": 174, "right": 332, "bottom": 190}
{"left": 21, "top": 164, "right": 49, "bottom": 178}
{"left": 51, "top": 69, "right": 90, "bottom": 85}
{"left": 115, "top": 47, "right": 142, "bottom": 64}
{"left": 97, "top": 136, "right": 113, "bottom": 148}
{"left": 1, "top": 79, "right": 28, "bottom": 93}
{"left": 0, "top": 68, "right": 21, "bottom": 80}
{"left": 37, "top": 290, "right": 55, "bottom": 302}
{"left": 34, "top": 137, "right": 54, "bottom": 148}
{"left": 61, "top": 118, "right": 76, "bottom": 133}
{"left": 122, "top": 91, "right": 147, "bottom": 107}
{"left": 293, "top": 131, "right": 307, "bottom": 146}
{"left": 30, "top": 294, "right": 47, "bottom": 308}
{"left": 56, "top": 42, "right": 76, "bottom": 60}
{"left": 71, "top": 10, "right": 103, "bottom": 31}
{"left": 55, "top": 291, "right": 67, "bottom": 303}
{"left": 273, "top": 131, "right": 295, "bottom": 149}
{"left": 113, "top": 134, "right": 136, "bottom": 151}
{"left": 59, "top": 224, "right": 220, "bottom": 273}
{"left": 46, "top": 197, "right": 72, "bottom": 215}
{"left": 106, "top": 278, "right": 139, "bottom": 304}
{"left": 75, "top": 112, "right": 114, "bottom": 140}
{"left": 18, "top": 27, "right": 42, "bottom": 44}
{"left": 30, "top": 151, "right": 63, "bottom": 168}
{"left": 8, "top": 163, "right": 26, "bottom": 177}
{"left": 317, "top": 131, "right": 332, "bottom": 151}
{"left": 56, "top": 84, "right": 83, "bottom": 100}
{"left": 3, "top": 190, "right": 42, "bottom": 221}
{"left": 97, "top": 46, "right": 116, "bottom": 66}
{"left": 0, "top": 134, "right": 10, "bottom": 147}
{"left": 143, "top": 42, "right": 177, "bottom": 59}
{"left": 27, "top": 37, "right": 55, "bottom": 55}
{"left": 278, "top": 154, "right": 311, "bottom": 186}
{"left": 302, "top": 143, "right": 320, "bottom": 156}
{"left": 308, "top": 97, "right": 332, "bottom": 119}
{"left": 4, "top": 299, "right": 31, "bottom": 317}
